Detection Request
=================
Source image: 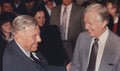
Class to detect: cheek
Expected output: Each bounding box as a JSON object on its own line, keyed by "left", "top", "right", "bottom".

{"left": 2, "top": 27, "right": 10, "bottom": 32}
{"left": 109, "top": 9, "right": 117, "bottom": 16}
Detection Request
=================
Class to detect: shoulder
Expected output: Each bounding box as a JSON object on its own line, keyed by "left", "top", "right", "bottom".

{"left": 3, "top": 40, "right": 18, "bottom": 58}
{"left": 109, "top": 31, "right": 120, "bottom": 41}
{"left": 52, "top": 5, "right": 61, "bottom": 12}
{"left": 77, "top": 32, "right": 90, "bottom": 39}
{"left": 108, "top": 31, "right": 120, "bottom": 48}
{"left": 72, "top": 3, "right": 85, "bottom": 10}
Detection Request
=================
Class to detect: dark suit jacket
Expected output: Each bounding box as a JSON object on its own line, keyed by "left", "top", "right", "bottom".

{"left": 3, "top": 40, "right": 66, "bottom": 71}
{"left": 50, "top": 3, "right": 85, "bottom": 42}
{"left": 50, "top": 3, "right": 85, "bottom": 59}
{"left": 0, "top": 36, "right": 7, "bottom": 71}
{"left": 38, "top": 5, "right": 51, "bottom": 26}
{"left": 38, "top": 25, "right": 68, "bottom": 66}
{"left": 71, "top": 30, "right": 120, "bottom": 71}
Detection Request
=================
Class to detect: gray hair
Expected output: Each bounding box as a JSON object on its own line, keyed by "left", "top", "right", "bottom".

{"left": 84, "top": 3, "right": 109, "bottom": 23}
{"left": 12, "top": 15, "right": 38, "bottom": 34}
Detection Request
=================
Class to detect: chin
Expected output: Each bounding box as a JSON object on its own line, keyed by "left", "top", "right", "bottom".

{"left": 89, "top": 33, "right": 95, "bottom": 37}
{"left": 32, "top": 46, "right": 38, "bottom": 51}
{"left": 32, "top": 48, "right": 38, "bottom": 52}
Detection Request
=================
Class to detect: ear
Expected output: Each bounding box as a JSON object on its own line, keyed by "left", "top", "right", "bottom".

{"left": 102, "top": 20, "right": 108, "bottom": 28}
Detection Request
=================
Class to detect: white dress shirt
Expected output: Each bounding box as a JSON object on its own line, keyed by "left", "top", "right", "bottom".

{"left": 60, "top": 3, "right": 72, "bottom": 40}
{"left": 15, "top": 40, "right": 39, "bottom": 60}
{"left": 88, "top": 27, "right": 109, "bottom": 71}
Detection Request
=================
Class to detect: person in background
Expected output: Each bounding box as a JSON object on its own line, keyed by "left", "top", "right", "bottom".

{"left": 23, "top": 0, "right": 37, "bottom": 15}
{"left": 33, "top": 9, "right": 69, "bottom": 66}
{"left": 50, "top": 0, "right": 85, "bottom": 60}
{"left": 1, "top": 0, "right": 13, "bottom": 13}
{"left": 105, "top": 0, "right": 120, "bottom": 36}
{"left": 1, "top": 0, "right": 18, "bottom": 16}
{"left": 0, "top": 12, "right": 16, "bottom": 71}
{"left": 11, "top": 0, "right": 26, "bottom": 15}
{"left": 75, "top": 0, "right": 87, "bottom": 5}
{"left": 39, "top": 0, "right": 56, "bottom": 26}
{"left": 71, "top": 3, "right": 120, "bottom": 71}
{"left": 81, "top": 0, "right": 99, "bottom": 8}
{"left": 2, "top": 15, "right": 67, "bottom": 71}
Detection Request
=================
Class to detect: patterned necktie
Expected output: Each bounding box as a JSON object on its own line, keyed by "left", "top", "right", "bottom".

{"left": 30, "top": 52, "right": 45, "bottom": 68}
{"left": 87, "top": 38, "right": 99, "bottom": 71}
{"left": 60, "top": 7, "right": 67, "bottom": 40}
{"left": 30, "top": 52, "right": 41, "bottom": 64}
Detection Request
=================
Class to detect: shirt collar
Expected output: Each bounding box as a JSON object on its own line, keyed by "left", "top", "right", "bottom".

{"left": 62, "top": 3, "right": 73, "bottom": 9}
{"left": 92, "top": 27, "right": 109, "bottom": 42}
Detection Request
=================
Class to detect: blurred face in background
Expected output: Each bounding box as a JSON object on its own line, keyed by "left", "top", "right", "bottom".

{"left": 25, "top": 1, "right": 35, "bottom": 11}
{"left": 1, "top": 22, "right": 12, "bottom": 34}
{"left": 106, "top": 3, "right": 117, "bottom": 17}
{"left": 62, "top": 0, "right": 72, "bottom": 6}
{"left": 34, "top": 11, "right": 46, "bottom": 27}
{"left": 2, "top": 3, "right": 13, "bottom": 12}
{"left": 46, "top": 1, "right": 54, "bottom": 10}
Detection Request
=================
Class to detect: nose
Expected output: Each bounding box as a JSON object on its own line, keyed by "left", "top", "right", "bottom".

{"left": 37, "top": 35, "right": 42, "bottom": 43}
{"left": 85, "top": 23, "right": 90, "bottom": 30}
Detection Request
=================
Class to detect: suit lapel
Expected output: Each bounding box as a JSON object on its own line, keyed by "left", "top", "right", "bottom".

{"left": 57, "top": 5, "right": 61, "bottom": 27}
{"left": 99, "top": 31, "right": 115, "bottom": 71}
{"left": 84, "top": 36, "right": 92, "bottom": 70}
{"left": 81, "top": 33, "right": 92, "bottom": 70}
{"left": 36, "top": 52, "right": 49, "bottom": 70}
{"left": 11, "top": 40, "right": 44, "bottom": 68}
{"left": 67, "top": 3, "right": 76, "bottom": 39}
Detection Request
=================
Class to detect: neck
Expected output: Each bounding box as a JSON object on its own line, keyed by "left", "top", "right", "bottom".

{"left": 3, "top": 32, "right": 11, "bottom": 39}
{"left": 96, "top": 28, "right": 107, "bottom": 38}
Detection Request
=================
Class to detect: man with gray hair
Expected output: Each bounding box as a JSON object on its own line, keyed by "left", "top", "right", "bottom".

{"left": 71, "top": 3, "right": 120, "bottom": 71}
{"left": 2, "top": 15, "right": 67, "bottom": 71}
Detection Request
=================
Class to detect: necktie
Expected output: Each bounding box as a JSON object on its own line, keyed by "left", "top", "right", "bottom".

{"left": 60, "top": 7, "right": 67, "bottom": 40}
{"left": 87, "top": 38, "right": 99, "bottom": 71}
{"left": 30, "top": 52, "right": 40, "bottom": 64}
{"left": 30, "top": 52, "right": 45, "bottom": 68}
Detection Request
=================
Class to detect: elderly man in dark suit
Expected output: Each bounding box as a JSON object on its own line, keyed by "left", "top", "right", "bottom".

{"left": 71, "top": 3, "right": 120, "bottom": 71}
{"left": 50, "top": 0, "right": 85, "bottom": 60}
{"left": 2, "top": 15, "right": 67, "bottom": 71}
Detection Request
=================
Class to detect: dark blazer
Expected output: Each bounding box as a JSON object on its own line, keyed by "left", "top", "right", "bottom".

{"left": 71, "top": 30, "right": 120, "bottom": 71}
{"left": 38, "top": 5, "right": 51, "bottom": 26}
{"left": 11, "top": 1, "right": 26, "bottom": 15}
{"left": 50, "top": 3, "right": 85, "bottom": 59}
{"left": 0, "top": 36, "right": 7, "bottom": 71}
{"left": 38, "top": 25, "right": 68, "bottom": 66}
{"left": 50, "top": 3, "right": 85, "bottom": 42}
{"left": 3, "top": 40, "right": 67, "bottom": 71}
{"left": 108, "top": 15, "right": 120, "bottom": 36}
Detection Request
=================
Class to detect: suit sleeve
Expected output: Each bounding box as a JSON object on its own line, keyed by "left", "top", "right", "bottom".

{"left": 71, "top": 35, "right": 81, "bottom": 71}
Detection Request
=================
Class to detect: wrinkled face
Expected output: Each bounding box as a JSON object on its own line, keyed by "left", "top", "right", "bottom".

{"left": 20, "top": 25, "right": 41, "bottom": 52}
{"left": 34, "top": 11, "right": 45, "bottom": 27}
{"left": 2, "top": 22, "right": 12, "bottom": 34}
{"left": 62, "top": 0, "right": 72, "bottom": 6}
{"left": 84, "top": 12, "right": 106, "bottom": 38}
{"left": 106, "top": 3, "right": 117, "bottom": 17}
{"left": 2, "top": 3, "right": 13, "bottom": 12}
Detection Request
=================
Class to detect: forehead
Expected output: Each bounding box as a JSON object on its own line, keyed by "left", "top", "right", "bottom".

{"left": 25, "top": 25, "right": 40, "bottom": 35}
{"left": 35, "top": 11, "right": 45, "bottom": 17}
{"left": 84, "top": 11, "right": 100, "bottom": 21}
